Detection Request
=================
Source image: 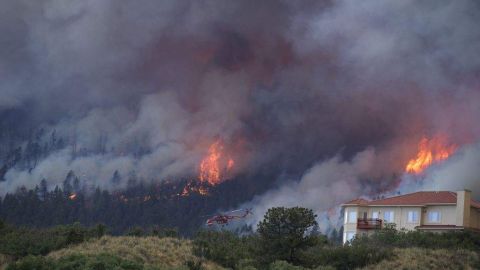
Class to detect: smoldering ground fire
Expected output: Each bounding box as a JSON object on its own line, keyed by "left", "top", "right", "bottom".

{"left": 1, "top": 0, "right": 480, "bottom": 234}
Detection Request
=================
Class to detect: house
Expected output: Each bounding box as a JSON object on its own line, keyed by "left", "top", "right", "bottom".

{"left": 341, "top": 190, "right": 480, "bottom": 244}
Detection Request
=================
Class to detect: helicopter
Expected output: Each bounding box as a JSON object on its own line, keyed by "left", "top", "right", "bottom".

{"left": 204, "top": 208, "right": 252, "bottom": 226}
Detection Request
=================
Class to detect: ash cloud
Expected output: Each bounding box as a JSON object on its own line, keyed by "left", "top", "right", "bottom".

{"left": 1, "top": 0, "right": 480, "bottom": 211}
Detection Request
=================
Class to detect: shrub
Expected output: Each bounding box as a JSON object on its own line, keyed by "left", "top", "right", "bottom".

{"left": 299, "top": 242, "right": 392, "bottom": 270}
{"left": 7, "top": 253, "right": 147, "bottom": 270}
{"left": 268, "top": 260, "right": 306, "bottom": 270}
{"left": 127, "top": 226, "right": 145, "bottom": 237}
{"left": 48, "top": 236, "right": 204, "bottom": 269}
{"left": 193, "top": 230, "right": 253, "bottom": 269}
{"left": 55, "top": 253, "right": 145, "bottom": 270}
{"left": 184, "top": 259, "right": 204, "bottom": 270}
{"left": 151, "top": 226, "right": 179, "bottom": 238}
{"left": 354, "top": 227, "right": 480, "bottom": 251}
{"left": 361, "top": 248, "right": 480, "bottom": 270}
{"left": 6, "top": 255, "right": 53, "bottom": 270}
{"left": 0, "top": 223, "right": 100, "bottom": 259}
{"left": 93, "top": 224, "right": 108, "bottom": 238}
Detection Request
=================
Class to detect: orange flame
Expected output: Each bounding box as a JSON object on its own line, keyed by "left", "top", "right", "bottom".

{"left": 180, "top": 181, "right": 210, "bottom": 196}
{"left": 199, "top": 140, "right": 234, "bottom": 185}
{"left": 405, "top": 137, "right": 457, "bottom": 174}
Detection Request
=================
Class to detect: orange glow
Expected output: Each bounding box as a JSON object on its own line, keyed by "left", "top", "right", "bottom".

{"left": 227, "top": 159, "right": 234, "bottom": 171}
{"left": 180, "top": 181, "right": 210, "bottom": 197}
{"left": 405, "top": 137, "right": 457, "bottom": 174}
{"left": 199, "top": 140, "right": 234, "bottom": 185}
{"left": 69, "top": 193, "right": 77, "bottom": 200}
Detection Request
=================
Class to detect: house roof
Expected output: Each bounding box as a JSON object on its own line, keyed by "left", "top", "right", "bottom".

{"left": 343, "top": 198, "right": 369, "bottom": 205}
{"left": 343, "top": 191, "right": 480, "bottom": 209}
{"left": 415, "top": 225, "right": 464, "bottom": 230}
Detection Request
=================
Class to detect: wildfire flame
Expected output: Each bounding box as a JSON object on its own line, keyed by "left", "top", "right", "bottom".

{"left": 405, "top": 136, "right": 457, "bottom": 174}
{"left": 199, "top": 140, "right": 234, "bottom": 185}
{"left": 180, "top": 181, "right": 210, "bottom": 196}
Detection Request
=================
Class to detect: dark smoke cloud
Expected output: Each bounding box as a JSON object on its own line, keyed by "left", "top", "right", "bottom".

{"left": 1, "top": 0, "right": 480, "bottom": 221}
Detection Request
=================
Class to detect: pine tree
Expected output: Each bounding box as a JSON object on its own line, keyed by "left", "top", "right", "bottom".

{"left": 63, "top": 170, "right": 76, "bottom": 195}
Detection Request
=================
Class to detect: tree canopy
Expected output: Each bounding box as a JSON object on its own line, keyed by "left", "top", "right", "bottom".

{"left": 257, "top": 207, "right": 318, "bottom": 264}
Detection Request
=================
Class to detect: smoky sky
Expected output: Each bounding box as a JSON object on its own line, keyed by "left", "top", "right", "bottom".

{"left": 2, "top": 0, "right": 480, "bottom": 197}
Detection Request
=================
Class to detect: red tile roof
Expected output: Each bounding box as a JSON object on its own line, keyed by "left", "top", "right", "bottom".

{"left": 415, "top": 225, "right": 462, "bottom": 229}
{"left": 343, "top": 191, "right": 480, "bottom": 209}
{"left": 343, "top": 198, "right": 369, "bottom": 205}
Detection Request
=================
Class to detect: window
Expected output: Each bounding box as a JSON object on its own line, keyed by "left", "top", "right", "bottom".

{"left": 345, "top": 232, "right": 356, "bottom": 243}
{"left": 428, "top": 211, "right": 441, "bottom": 223}
{"left": 407, "top": 211, "right": 419, "bottom": 223}
{"left": 383, "top": 211, "right": 394, "bottom": 223}
{"left": 348, "top": 211, "right": 357, "bottom": 223}
{"left": 372, "top": 211, "right": 379, "bottom": 219}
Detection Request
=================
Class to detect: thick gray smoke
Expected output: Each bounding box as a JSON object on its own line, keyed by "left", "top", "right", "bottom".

{"left": 246, "top": 148, "right": 378, "bottom": 233}
{"left": 1, "top": 0, "right": 480, "bottom": 218}
{"left": 239, "top": 0, "right": 480, "bottom": 231}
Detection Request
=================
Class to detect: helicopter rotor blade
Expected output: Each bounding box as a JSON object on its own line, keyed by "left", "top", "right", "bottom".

{"left": 200, "top": 214, "right": 219, "bottom": 217}
{"left": 228, "top": 208, "right": 246, "bottom": 213}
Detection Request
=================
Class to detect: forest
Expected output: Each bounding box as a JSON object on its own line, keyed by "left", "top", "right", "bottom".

{"left": 0, "top": 174, "right": 267, "bottom": 236}
{"left": 0, "top": 129, "right": 276, "bottom": 235}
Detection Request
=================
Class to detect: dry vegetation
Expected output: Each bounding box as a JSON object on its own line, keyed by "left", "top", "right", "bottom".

{"left": 6, "top": 235, "right": 480, "bottom": 270}
{"left": 48, "top": 236, "right": 225, "bottom": 270}
{"left": 361, "top": 248, "right": 480, "bottom": 270}
{"left": 0, "top": 254, "right": 9, "bottom": 270}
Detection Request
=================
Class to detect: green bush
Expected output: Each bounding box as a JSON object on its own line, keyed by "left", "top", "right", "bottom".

{"left": 312, "top": 266, "right": 335, "bottom": 270}
{"left": 7, "top": 253, "right": 148, "bottom": 270}
{"left": 150, "top": 226, "right": 178, "bottom": 238}
{"left": 184, "top": 259, "right": 204, "bottom": 270}
{"left": 5, "top": 255, "right": 53, "bottom": 270}
{"left": 299, "top": 242, "right": 392, "bottom": 270}
{"left": 127, "top": 226, "right": 145, "bottom": 237}
{"left": 93, "top": 224, "right": 108, "bottom": 238}
{"left": 269, "top": 260, "right": 306, "bottom": 270}
{"left": 0, "top": 223, "right": 106, "bottom": 259}
{"left": 193, "top": 230, "right": 253, "bottom": 269}
{"left": 326, "top": 245, "right": 392, "bottom": 270}
{"left": 353, "top": 227, "right": 480, "bottom": 251}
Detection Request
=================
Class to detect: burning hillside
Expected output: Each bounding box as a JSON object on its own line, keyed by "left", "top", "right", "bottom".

{"left": 180, "top": 139, "right": 235, "bottom": 196}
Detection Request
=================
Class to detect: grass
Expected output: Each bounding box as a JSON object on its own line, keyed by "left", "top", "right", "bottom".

{"left": 361, "top": 248, "right": 480, "bottom": 270}
{"left": 48, "top": 236, "right": 225, "bottom": 270}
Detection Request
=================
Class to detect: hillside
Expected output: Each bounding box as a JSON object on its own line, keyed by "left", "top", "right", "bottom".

{"left": 47, "top": 236, "right": 224, "bottom": 270}
{"left": 362, "top": 248, "right": 480, "bottom": 270}
{"left": 4, "top": 235, "right": 480, "bottom": 270}
{"left": 4, "top": 210, "right": 480, "bottom": 270}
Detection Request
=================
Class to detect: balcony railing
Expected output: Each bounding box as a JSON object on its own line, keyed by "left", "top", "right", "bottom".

{"left": 357, "top": 218, "right": 382, "bottom": 229}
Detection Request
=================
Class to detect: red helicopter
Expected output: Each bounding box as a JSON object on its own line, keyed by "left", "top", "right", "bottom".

{"left": 204, "top": 208, "right": 252, "bottom": 226}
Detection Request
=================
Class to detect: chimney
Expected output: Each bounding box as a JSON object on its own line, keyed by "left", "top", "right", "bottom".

{"left": 456, "top": 190, "right": 471, "bottom": 227}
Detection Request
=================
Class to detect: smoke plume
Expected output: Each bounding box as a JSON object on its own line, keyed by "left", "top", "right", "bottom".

{"left": 1, "top": 0, "right": 480, "bottom": 230}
